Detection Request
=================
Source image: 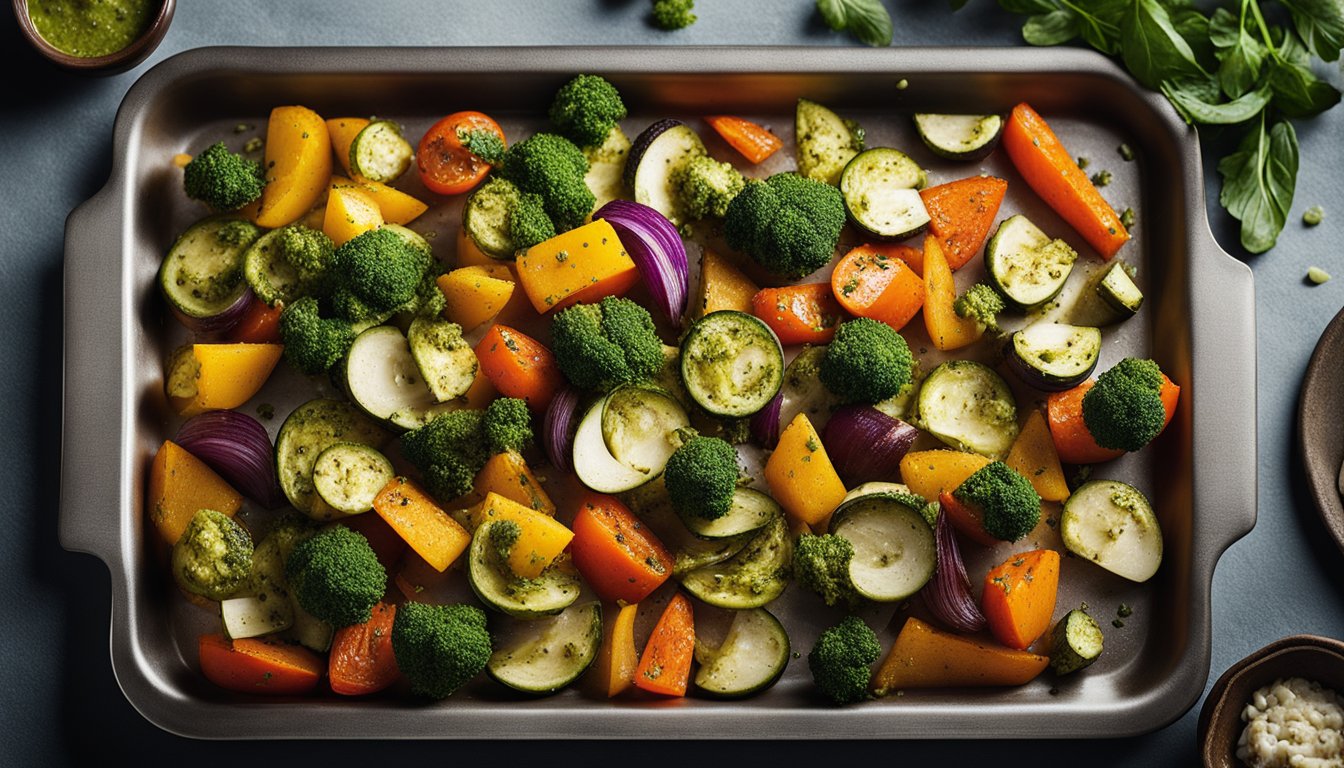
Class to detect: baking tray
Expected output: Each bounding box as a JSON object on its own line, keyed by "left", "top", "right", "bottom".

{"left": 59, "top": 46, "right": 1257, "bottom": 740}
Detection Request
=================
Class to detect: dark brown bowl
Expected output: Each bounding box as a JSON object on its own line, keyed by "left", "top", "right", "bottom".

{"left": 1198, "top": 635, "right": 1344, "bottom": 768}
{"left": 13, "top": 0, "right": 175, "bottom": 76}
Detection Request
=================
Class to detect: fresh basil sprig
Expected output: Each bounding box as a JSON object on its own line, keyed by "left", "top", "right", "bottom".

{"left": 817, "top": 0, "right": 894, "bottom": 47}
{"left": 966, "top": 0, "right": 1342, "bottom": 254}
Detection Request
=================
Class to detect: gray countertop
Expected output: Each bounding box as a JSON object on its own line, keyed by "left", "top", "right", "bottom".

{"left": 4, "top": 0, "right": 1343, "bottom": 764}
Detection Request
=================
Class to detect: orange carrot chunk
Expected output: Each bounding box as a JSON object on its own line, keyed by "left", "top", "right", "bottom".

{"left": 750, "top": 282, "right": 844, "bottom": 345}
{"left": 198, "top": 634, "right": 324, "bottom": 695}
{"left": 981, "top": 549, "right": 1061, "bottom": 650}
{"left": 871, "top": 617, "right": 1049, "bottom": 693}
{"left": 919, "top": 175, "right": 1007, "bottom": 270}
{"left": 474, "top": 324, "right": 565, "bottom": 413}
{"left": 634, "top": 593, "right": 695, "bottom": 697}
{"left": 328, "top": 602, "right": 400, "bottom": 696}
{"left": 704, "top": 115, "right": 784, "bottom": 164}
{"left": 830, "top": 244, "right": 924, "bottom": 331}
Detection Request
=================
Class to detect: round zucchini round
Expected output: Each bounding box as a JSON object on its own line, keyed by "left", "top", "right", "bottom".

{"left": 680, "top": 310, "right": 784, "bottom": 418}
{"left": 828, "top": 489, "right": 936, "bottom": 602}
{"left": 693, "top": 608, "right": 790, "bottom": 699}
{"left": 467, "top": 520, "right": 582, "bottom": 618}
{"left": 487, "top": 601, "right": 603, "bottom": 695}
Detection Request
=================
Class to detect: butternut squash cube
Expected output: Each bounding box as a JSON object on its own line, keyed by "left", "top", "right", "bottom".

{"left": 146, "top": 440, "right": 243, "bottom": 545}
{"left": 516, "top": 220, "right": 638, "bottom": 313}
{"left": 323, "top": 186, "right": 383, "bottom": 247}
{"left": 255, "top": 106, "right": 332, "bottom": 228}
{"left": 437, "top": 266, "right": 517, "bottom": 331}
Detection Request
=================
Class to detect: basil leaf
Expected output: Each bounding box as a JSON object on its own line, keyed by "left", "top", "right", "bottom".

{"left": 1024, "top": 10, "right": 1081, "bottom": 46}
{"left": 817, "top": 0, "right": 847, "bottom": 31}
{"left": 1216, "top": 28, "right": 1267, "bottom": 99}
{"left": 1077, "top": 0, "right": 1125, "bottom": 54}
{"left": 815, "top": 0, "right": 893, "bottom": 47}
{"left": 1268, "top": 55, "right": 1342, "bottom": 118}
{"left": 1218, "top": 117, "right": 1298, "bottom": 254}
{"left": 1170, "top": 7, "right": 1215, "bottom": 70}
{"left": 1161, "top": 80, "right": 1271, "bottom": 125}
{"left": 1208, "top": 7, "right": 1241, "bottom": 50}
{"left": 1279, "top": 0, "right": 1344, "bottom": 62}
{"left": 1121, "top": 0, "right": 1205, "bottom": 89}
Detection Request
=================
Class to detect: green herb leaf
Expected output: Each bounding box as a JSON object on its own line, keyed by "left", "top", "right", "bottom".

{"left": 1218, "top": 116, "right": 1299, "bottom": 254}
{"left": 1267, "top": 54, "right": 1342, "bottom": 119}
{"left": 1023, "top": 10, "right": 1081, "bottom": 46}
{"left": 1161, "top": 80, "right": 1271, "bottom": 124}
{"left": 998, "top": 0, "right": 1058, "bottom": 14}
{"left": 1279, "top": 0, "right": 1344, "bottom": 62}
{"left": 1212, "top": 17, "right": 1267, "bottom": 99}
{"left": 816, "top": 0, "right": 893, "bottom": 47}
{"left": 1076, "top": 0, "right": 1125, "bottom": 55}
{"left": 1120, "top": 0, "right": 1206, "bottom": 89}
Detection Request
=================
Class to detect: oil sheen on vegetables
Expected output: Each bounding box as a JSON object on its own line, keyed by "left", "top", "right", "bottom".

{"left": 29, "top": 0, "right": 153, "bottom": 58}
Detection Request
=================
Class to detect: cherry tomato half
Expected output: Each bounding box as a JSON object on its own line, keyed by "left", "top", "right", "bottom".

{"left": 416, "top": 111, "right": 505, "bottom": 196}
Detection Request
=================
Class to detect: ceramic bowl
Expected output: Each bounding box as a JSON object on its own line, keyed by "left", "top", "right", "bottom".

{"left": 1198, "top": 634, "right": 1344, "bottom": 767}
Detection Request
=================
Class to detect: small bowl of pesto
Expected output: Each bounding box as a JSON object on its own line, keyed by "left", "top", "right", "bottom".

{"left": 14, "top": 0, "right": 176, "bottom": 75}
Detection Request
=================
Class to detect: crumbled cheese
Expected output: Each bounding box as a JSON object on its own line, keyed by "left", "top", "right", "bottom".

{"left": 1236, "top": 677, "right": 1344, "bottom": 768}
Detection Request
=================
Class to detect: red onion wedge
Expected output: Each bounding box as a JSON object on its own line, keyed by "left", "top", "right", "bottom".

{"left": 750, "top": 391, "right": 783, "bottom": 449}
{"left": 170, "top": 286, "right": 253, "bottom": 336}
{"left": 543, "top": 386, "right": 581, "bottom": 473}
{"left": 594, "top": 200, "right": 689, "bottom": 324}
{"left": 821, "top": 405, "right": 918, "bottom": 483}
{"left": 175, "top": 409, "right": 282, "bottom": 508}
{"left": 924, "top": 508, "right": 988, "bottom": 634}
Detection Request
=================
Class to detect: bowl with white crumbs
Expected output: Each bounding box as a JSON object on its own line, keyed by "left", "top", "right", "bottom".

{"left": 1200, "top": 636, "right": 1344, "bottom": 768}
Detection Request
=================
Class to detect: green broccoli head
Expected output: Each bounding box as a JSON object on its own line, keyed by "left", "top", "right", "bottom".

{"left": 171, "top": 508, "right": 254, "bottom": 601}
{"left": 723, "top": 173, "right": 846, "bottom": 278}
{"left": 489, "top": 518, "right": 523, "bottom": 565}
{"left": 672, "top": 154, "right": 745, "bottom": 220}
{"left": 652, "top": 0, "right": 697, "bottom": 30}
{"left": 808, "top": 614, "right": 881, "bottom": 705}
{"left": 501, "top": 133, "right": 595, "bottom": 232}
{"left": 953, "top": 283, "right": 1005, "bottom": 331}
{"left": 819, "top": 318, "right": 915, "bottom": 404}
{"left": 1082, "top": 358, "right": 1167, "bottom": 452}
{"left": 550, "top": 296, "right": 665, "bottom": 391}
{"left": 548, "top": 74, "right": 628, "bottom": 149}
{"left": 183, "top": 142, "right": 266, "bottom": 211}
{"left": 664, "top": 434, "right": 739, "bottom": 520}
{"left": 330, "top": 228, "right": 432, "bottom": 315}
{"left": 284, "top": 525, "right": 386, "bottom": 628}
{"left": 793, "top": 533, "right": 860, "bottom": 609}
{"left": 391, "top": 602, "right": 492, "bottom": 699}
{"left": 276, "top": 224, "right": 334, "bottom": 280}
{"left": 484, "top": 396, "right": 535, "bottom": 455}
{"left": 953, "top": 461, "right": 1042, "bottom": 542}
{"left": 457, "top": 127, "right": 505, "bottom": 165}
{"left": 400, "top": 408, "right": 490, "bottom": 502}
{"left": 509, "top": 192, "right": 557, "bottom": 250}
{"left": 278, "top": 296, "right": 356, "bottom": 375}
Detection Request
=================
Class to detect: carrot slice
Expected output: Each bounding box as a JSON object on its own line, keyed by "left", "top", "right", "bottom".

{"left": 921, "top": 234, "right": 982, "bottom": 351}
{"left": 919, "top": 175, "right": 1007, "bottom": 270}
{"left": 830, "top": 244, "right": 924, "bottom": 331}
{"left": 474, "top": 324, "right": 565, "bottom": 413}
{"left": 871, "top": 617, "right": 1049, "bottom": 693}
{"left": 198, "top": 634, "right": 323, "bottom": 695}
{"left": 1045, "top": 375, "right": 1179, "bottom": 464}
{"left": 704, "top": 115, "right": 784, "bottom": 164}
{"left": 750, "top": 282, "right": 844, "bottom": 345}
{"left": 570, "top": 492, "right": 673, "bottom": 605}
{"left": 1002, "top": 103, "right": 1129, "bottom": 260}
{"left": 938, "top": 490, "right": 1000, "bottom": 548}
{"left": 329, "top": 602, "right": 400, "bottom": 696}
{"left": 634, "top": 593, "right": 695, "bottom": 697}
{"left": 982, "top": 549, "right": 1061, "bottom": 650}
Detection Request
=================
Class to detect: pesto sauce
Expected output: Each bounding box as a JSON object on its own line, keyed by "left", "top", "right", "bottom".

{"left": 29, "top": 0, "right": 154, "bottom": 58}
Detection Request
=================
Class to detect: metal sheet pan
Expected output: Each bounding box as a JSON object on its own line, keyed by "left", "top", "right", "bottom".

{"left": 59, "top": 46, "right": 1256, "bottom": 739}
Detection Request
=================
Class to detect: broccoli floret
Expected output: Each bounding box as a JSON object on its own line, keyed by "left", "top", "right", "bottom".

{"left": 953, "top": 461, "right": 1042, "bottom": 542}
{"left": 509, "top": 192, "right": 556, "bottom": 250}
{"left": 652, "top": 0, "right": 697, "bottom": 30}
{"left": 216, "top": 219, "right": 261, "bottom": 246}
{"left": 723, "top": 172, "right": 846, "bottom": 278}
{"left": 664, "top": 434, "right": 739, "bottom": 520}
{"left": 283, "top": 526, "right": 386, "bottom": 628}
{"left": 808, "top": 615, "right": 881, "bottom": 705}
{"left": 489, "top": 518, "right": 523, "bottom": 565}
{"left": 548, "top": 74, "right": 628, "bottom": 150}
{"left": 819, "top": 318, "right": 915, "bottom": 404}
{"left": 276, "top": 224, "right": 334, "bottom": 280}
{"left": 171, "top": 508, "right": 253, "bottom": 601}
{"left": 182, "top": 142, "right": 266, "bottom": 211}
{"left": 501, "top": 133, "right": 595, "bottom": 232}
{"left": 550, "top": 296, "right": 664, "bottom": 391}
{"left": 672, "top": 154, "right": 745, "bottom": 220}
{"left": 793, "top": 533, "right": 860, "bottom": 608}
{"left": 391, "top": 602, "right": 492, "bottom": 699}
{"left": 1082, "top": 357, "right": 1167, "bottom": 452}
{"left": 458, "top": 127, "right": 505, "bottom": 165}
{"left": 330, "top": 228, "right": 432, "bottom": 317}
{"left": 954, "top": 283, "right": 1004, "bottom": 332}
{"left": 400, "top": 398, "right": 532, "bottom": 502}
{"left": 278, "top": 296, "right": 356, "bottom": 375}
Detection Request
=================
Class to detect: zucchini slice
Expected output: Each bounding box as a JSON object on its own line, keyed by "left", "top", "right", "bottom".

{"left": 1049, "top": 609, "right": 1104, "bottom": 675}
{"left": 406, "top": 316, "right": 478, "bottom": 403}
{"left": 679, "top": 514, "right": 792, "bottom": 609}
{"left": 680, "top": 310, "right": 785, "bottom": 418}
{"left": 349, "top": 120, "right": 414, "bottom": 183}
{"left": 986, "top": 215, "right": 1079, "bottom": 309}
{"left": 912, "top": 113, "right": 1004, "bottom": 161}
{"left": 221, "top": 595, "right": 290, "bottom": 640}
{"left": 625, "top": 118, "right": 707, "bottom": 226}
{"left": 1061, "top": 480, "right": 1163, "bottom": 583}
{"left": 693, "top": 608, "right": 790, "bottom": 698}
{"left": 574, "top": 386, "right": 690, "bottom": 494}
{"left": 584, "top": 125, "right": 632, "bottom": 213}
{"left": 916, "top": 360, "right": 1019, "bottom": 459}
{"left": 828, "top": 487, "right": 936, "bottom": 602}
{"left": 1006, "top": 322, "right": 1102, "bottom": 391}
{"left": 241, "top": 228, "right": 304, "bottom": 306}
{"left": 342, "top": 325, "right": 459, "bottom": 430}
{"left": 839, "top": 147, "right": 931, "bottom": 240}
{"left": 795, "top": 98, "right": 864, "bottom": 186}
{"left": 275, "top": 398, "right": 388, "bottom": 518}
{"left": 1096, "top": 260, "right": 1144, "bottom": 319}
{"left": 487, "top": 601, "right": 603, "bottom": 695}
{"left": 680, "top": 487, "right": 781, "bottom": 540}
{"left": 311, "top": 442, "right": 395, "bottom": 517}
{"left": 468, "top": 520, "right": 582, "bottom": 618}
{"left": 158, "top": 216, "right": 260, "bottom": 323}
{"left": 463, "top": 176, "right": 523, "bottom": 261}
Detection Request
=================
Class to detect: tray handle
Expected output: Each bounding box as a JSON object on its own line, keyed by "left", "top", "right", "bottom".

{"left": 59, "top": 185, "right": 127, "bottom": 570}
{"left": 1189, "top": 227, "right": 1257, "bottom": 560}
